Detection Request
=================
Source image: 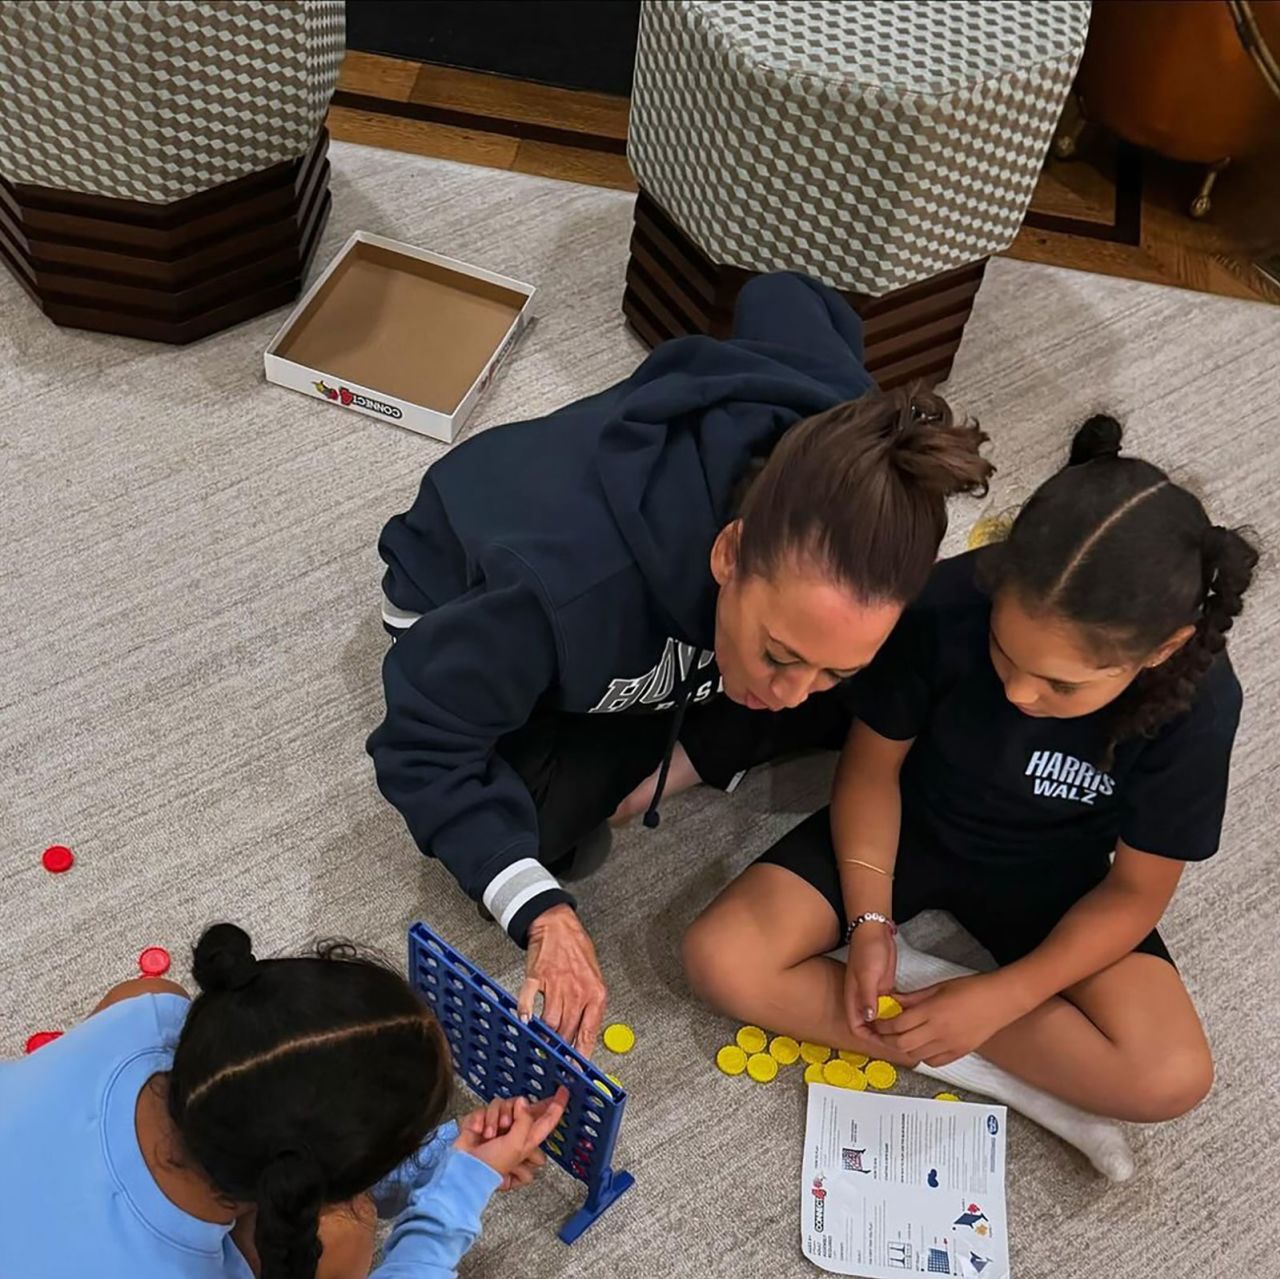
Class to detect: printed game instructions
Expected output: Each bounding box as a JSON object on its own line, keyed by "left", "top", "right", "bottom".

{"left": 801, "top": 1085, "right": 1010, "bottom": 1278}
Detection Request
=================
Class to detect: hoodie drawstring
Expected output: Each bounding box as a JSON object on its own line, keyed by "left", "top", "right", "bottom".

{"left": 642, "top": 649, "right": 707, "bottom": 830}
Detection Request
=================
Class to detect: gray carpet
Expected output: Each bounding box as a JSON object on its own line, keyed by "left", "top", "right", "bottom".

{"left": 2, "top": 141, "right": 1278, "bottom": 1279}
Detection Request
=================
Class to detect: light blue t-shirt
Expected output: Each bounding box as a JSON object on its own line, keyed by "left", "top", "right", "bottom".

{"left": 0, "top": 993, "right": 501, "bottom": 1279}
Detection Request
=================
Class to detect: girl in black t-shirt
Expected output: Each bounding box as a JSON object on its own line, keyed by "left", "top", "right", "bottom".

{"left": 684, "top": 417, "right": 1257, "bottom": 1124}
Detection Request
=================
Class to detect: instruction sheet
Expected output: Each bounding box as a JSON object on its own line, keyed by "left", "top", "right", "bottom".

{"left": 801, "top": 1085, "right": 1010, "bottom": 1278}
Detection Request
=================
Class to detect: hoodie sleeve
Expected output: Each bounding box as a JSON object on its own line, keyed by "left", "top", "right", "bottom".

{"left": 731, "top": 271, "right": 867, "bottom": 368}
{"left": 367, "top": 547, "right": 575, "bottom": 945}
{"left": 371, "top": 1144, "right": 502, "bottom": 1278}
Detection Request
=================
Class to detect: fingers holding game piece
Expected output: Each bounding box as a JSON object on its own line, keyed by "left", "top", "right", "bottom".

{"left": 876, "top": 994, "right": 904, "bottom": 1020}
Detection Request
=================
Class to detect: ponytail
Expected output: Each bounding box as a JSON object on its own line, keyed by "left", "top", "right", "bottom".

{"left": 736, "top": 384, "right": 993, "bottom": 604}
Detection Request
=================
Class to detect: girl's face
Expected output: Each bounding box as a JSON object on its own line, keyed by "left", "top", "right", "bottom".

{"left": 989, "top": 590, "right": 1190, "bottom": 720}
{"left": 711, "top": 524, "right": 901, "bottom": 712}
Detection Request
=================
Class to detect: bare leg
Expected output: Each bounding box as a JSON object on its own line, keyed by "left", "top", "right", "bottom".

{"left": 946, "top": 952, "right": 1211, "bottom": 1123}
{"left": 685, "top": 865, "right": 1137, "bottom": 1179}
{"left": 683, "top": 865, "right": 880, "bottom": 1049}
{"left": 610, "top": 743, "right": 703, "bottom": 825}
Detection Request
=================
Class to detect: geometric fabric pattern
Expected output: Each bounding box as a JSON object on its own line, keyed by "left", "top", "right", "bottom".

{"left": 0, "top": 0, "right": 344, "bottom": 202}
{"left": 627, "top": 0, "right": 1090, "bottom": 295}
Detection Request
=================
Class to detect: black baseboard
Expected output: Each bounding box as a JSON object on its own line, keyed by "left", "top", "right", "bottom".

{"left": 344, "top": 0, "right": 641, "bottom": 95}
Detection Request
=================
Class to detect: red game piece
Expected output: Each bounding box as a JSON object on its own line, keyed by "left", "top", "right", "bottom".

{"left": 25, "top": 1031, "right": 63, "bottom": 1054}
{"left": 138, "top": 946, "right": 171, "bottom": 977}
{"left": 41, "top": 844, "right": 74, "bottom": 873}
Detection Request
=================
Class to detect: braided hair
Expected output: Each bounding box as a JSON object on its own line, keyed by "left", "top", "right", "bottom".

{"left": 168, "top": 924, "right": 452, "bottom": 1279}
{"left": 983, "top": 415, "right": 1258, "bottom": 765}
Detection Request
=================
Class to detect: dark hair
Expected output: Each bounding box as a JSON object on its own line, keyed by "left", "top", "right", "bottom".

{"left": 985, "top": 414, "right": 1258, "bottom": 759}
{"left": 167, "top": 923, "right": 451, "bottom": 1279}
{"left": 735, "top": 385, "right": 993, "bottom": 604}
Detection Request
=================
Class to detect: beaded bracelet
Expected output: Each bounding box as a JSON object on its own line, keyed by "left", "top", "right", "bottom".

{"left": 845, "top": 911, "right": 898, "bottom": 944}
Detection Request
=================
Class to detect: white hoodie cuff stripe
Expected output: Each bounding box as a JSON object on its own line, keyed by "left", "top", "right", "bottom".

{"left": 381, "top": 594, "right": 422, "bottom": 629}
{"left": 483, "top": 859, "right": 563, "bottom": 933}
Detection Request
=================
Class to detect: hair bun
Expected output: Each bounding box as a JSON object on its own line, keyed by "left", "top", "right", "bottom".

{"left": 1068, "top": 414, "right": 1124, "bottom": 466}
{"left": 192, "top": 922, "right": 260, "bottom": 994}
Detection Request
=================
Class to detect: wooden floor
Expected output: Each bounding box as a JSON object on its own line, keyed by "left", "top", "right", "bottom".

{"left": 328, "top": 51, "right": 1279, "bottom": 306}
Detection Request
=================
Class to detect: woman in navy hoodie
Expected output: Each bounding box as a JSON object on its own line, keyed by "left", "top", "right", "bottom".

{"left": 368, "top": 273, "right": 992, "bottom": 1051}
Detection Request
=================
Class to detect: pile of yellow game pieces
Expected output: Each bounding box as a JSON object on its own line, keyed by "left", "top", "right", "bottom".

{"left": 713, "top": 996, "right": 961, "bottom": 1102}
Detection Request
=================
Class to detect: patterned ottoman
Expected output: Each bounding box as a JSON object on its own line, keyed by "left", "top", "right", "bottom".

{"left": 624, "top": 0, "right": 1090, "bottom": 386}
{"left": 0, "top": 0, "right": 344, "bottom": 343}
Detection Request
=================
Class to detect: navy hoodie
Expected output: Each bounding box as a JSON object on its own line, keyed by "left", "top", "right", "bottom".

{"left": 367, "top": 273, "right": 873, "bottom": 943}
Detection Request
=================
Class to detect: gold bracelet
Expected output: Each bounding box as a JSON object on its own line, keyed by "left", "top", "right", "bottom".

{"left": 839, "top": 857, "right": 893, "bottom": 878}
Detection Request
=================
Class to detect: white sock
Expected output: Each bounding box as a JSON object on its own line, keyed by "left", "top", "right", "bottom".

{"left": 889, "top": 939, "right": 1135, "bottom": 1182}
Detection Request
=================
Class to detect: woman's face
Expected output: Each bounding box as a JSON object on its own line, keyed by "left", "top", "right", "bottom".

{"left": 711, "top": 524, "right": 901, "bottom": 712}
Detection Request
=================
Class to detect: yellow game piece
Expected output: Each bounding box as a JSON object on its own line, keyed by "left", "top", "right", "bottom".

{"left": 822, "top": 1059, "right": 856, "bottom": 1087}
{"left": 865, "top": 1060, "right": 898, "bottom": 1090}
{"left": 799, "top": 1041, "right": 832, "bottom": 1065}
{"left": 769, "top": 1035, "right": 801, "bottom": 1065}
{"left": 602, "top": 1023, "right": 635, "bottom": 1054}
{"left": 593, "top": 1079, "right": 613, "bottom": 1098}
{"left": 934, "top": 1092, "right": 961, "bottom": 1103}
{"left": 716, "top": 1044, "right": 748, "bottom": 1076}
{"left": 876, "top": 995, "right": 904, "bottom": 1020}
{"left": 838, "top": 1050, "right": 870, "bottom": 1067}
{"left": 746, "top": 1052, "right": 778, "bottom": 1083}
{"left": 845, "top": 1068, "right": 867, "bottom": 1091}
{"left": 607, "top": 1074, "right": 622, "bottom": 1087}
{"left": 735, "top": 1024, "right": 768, "bottom": 1054}
{"left": 546, "top": 1140, "right": 562, "bottom": 1155}
{"left": 967, "top": 510, "right": 1015, "bottom": 550}
{"left": 804, "top": 1062, "right": 826, "bottom": 1084}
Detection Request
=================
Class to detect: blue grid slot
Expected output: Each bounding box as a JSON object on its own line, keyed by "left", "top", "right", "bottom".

{"left": 408, "top": 922, "right": 635, "bottom": 1243}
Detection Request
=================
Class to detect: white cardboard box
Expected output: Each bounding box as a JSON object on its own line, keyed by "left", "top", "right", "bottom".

{"left": 264, "top": 230, "right": 535, "bottom": 443}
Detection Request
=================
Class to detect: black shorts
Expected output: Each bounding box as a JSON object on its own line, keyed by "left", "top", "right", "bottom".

{"left": 495, "top": 690, "right": 850, "bottom": 865}
{"left": 757, "top": 806, "right": 1173, "bottom": 967}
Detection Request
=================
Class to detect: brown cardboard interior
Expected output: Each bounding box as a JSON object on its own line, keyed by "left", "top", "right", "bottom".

{"left": 275, "top": 242, "right": 527, "bottom": 412}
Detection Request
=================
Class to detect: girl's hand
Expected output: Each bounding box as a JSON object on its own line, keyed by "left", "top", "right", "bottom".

{"left": 877, "top": 975, "right": 1015, "bottom": 1066}
{"left": 454, "top": 1087, "right": 569, "bottom": 1189}
{"left": 845, "top": 922, "right": 897, "bottom": 1028}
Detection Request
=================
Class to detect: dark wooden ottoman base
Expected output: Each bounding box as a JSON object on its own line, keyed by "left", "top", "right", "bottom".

{"left": 623, "top": 189, "right": 986, "bottom": 389}
{"left": 0, "top": 128, "right": 332, "bottom": 345}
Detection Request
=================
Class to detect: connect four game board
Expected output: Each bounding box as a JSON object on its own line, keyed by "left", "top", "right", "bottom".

{"left": 408, "top": 922, "right": 635, "bottom": 1243}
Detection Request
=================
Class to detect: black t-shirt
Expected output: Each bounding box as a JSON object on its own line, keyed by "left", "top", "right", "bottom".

{"left": 848, "top": 551, "right": 1242, "bottom": 869}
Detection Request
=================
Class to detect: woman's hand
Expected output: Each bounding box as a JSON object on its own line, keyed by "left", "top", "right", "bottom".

{"left": 454, "top": 1087, "right": 570, "bottom": 1190}
{"left": 521, "top": 905, "right": 608, "bottom": 1054}
{"left": 877, "top": 975, "right": 1016, "bottom": 1067}
{"left": 845, "top": 922, "right": 898, "bottom": 1028}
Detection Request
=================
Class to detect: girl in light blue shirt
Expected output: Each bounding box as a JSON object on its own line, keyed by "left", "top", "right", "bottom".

{"left": 0, "top": 923, "right": 567, "bottom": 1279}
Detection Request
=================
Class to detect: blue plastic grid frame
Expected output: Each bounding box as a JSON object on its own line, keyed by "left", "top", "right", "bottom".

{"left": 408, "top": 922, "right": 634, "bottom": 1243}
